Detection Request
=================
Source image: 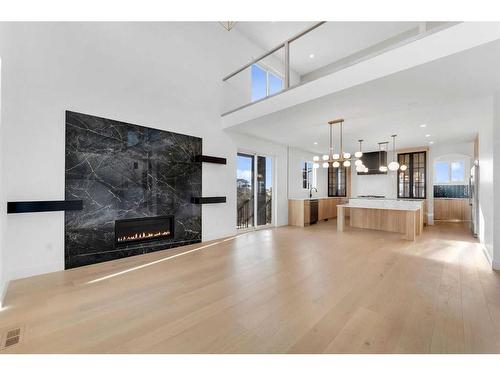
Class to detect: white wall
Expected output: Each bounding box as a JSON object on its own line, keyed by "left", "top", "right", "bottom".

{"left": 476, "top": 101, "right": 495, "bottom": 265}
{"left": 0, "top": 22, "right": 289, "bottom": 286}
{"left": 0, "top": 57, "right": 5, "bottom": 306}
{"left": 493, "top": 93, "right": 500, "bottom": 269}
{"left": 287, "top": 147, "right": 328, "bottom": 199}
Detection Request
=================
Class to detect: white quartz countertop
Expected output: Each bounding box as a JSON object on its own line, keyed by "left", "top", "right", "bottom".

{"left": 338, "top": 198, "right": 422, "bottom": 211}
{"left": 288, "top": 197, "right": 346, "bottom": 201}
{"left": 338, "top": 204, "right": 420, "bottom": 211}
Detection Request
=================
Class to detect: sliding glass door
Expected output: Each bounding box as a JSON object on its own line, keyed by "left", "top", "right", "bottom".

{"left": 237, "top": 153, "right": 273, "bottom": 230}
{"left": 237, "top": 153, "right": 255, "bottom": 229}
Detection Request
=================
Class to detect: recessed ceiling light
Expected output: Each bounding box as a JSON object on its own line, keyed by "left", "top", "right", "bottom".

{"left": 309, "top": 53, "right": 315, "bottom": 59}
{"left": 425, "top": 134, "right": 431, "bottom": 137}
{"left": 429, "top": 141, "right": 434, "bottom": 144}
{"left": 420, "top": 124, "right": 427, "bottom": 128}
{"left": 313, "top": 142, "right": 318, "bottom": 145}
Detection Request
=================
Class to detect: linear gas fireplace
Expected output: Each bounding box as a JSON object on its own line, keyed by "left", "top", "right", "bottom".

{"left": 115, "top": 215, "right": 174, "bottom": 246}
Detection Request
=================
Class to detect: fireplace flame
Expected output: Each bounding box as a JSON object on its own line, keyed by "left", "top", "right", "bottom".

{"left": 117, "top": 230, "right": 171, "bottom": 243}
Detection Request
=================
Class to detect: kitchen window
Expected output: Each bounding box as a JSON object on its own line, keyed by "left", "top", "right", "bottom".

{"left": 397, "top": 151, "right": 426, "bottom": 199}
{"left": 302, "top": 162, "right": 317, "bottom": 190}
{"left": 434, "top": 159, "right": 466, "bottom": 184}
{"left": 328, "top": 166, "right": 346, "bottom": 197}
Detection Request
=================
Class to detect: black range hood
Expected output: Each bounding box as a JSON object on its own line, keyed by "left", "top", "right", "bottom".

{"left": 358, "top": 151, "right": 387, "bottom": 175}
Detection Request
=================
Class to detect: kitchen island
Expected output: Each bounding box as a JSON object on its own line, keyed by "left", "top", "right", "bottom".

{"left": 337, "top": 198, "right": 424, "bottom": 241}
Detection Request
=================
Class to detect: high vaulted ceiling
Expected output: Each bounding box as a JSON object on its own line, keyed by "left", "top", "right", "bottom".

{"left": 228, "top": 39, "right": 500, "bottom": 153}
{"left": 234, "top": 21, "right": 420, "bottom": 76}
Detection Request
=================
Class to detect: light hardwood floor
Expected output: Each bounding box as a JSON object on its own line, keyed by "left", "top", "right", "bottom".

{"left": 1, "top": 220, "right": 499, "bottom": 353}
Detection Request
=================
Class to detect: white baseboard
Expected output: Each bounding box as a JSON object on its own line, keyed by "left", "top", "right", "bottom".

{"left": 0, "top": 280, "right": 9, "bottom": 309}
{"left": 480, "top": 244, "right": 495, "bottom": 269}
{"left": 427, "top": 212, "right": 434, "bottom": 226}
{"left": 493, "top": 259, "right": 500, "bottom": 271}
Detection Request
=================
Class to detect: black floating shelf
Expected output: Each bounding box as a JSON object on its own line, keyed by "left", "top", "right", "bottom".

{"left": 191, "top": 197, "right": 226, "bottom": 204}
{"left": 194, "top": 155, "right": 227, "bottom": 165}
{"left": 7, "top": 200, "right": 83, "bottom": 214}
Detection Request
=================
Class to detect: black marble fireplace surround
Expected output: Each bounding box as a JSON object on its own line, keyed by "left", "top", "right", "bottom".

{"left": 65, "top": 111, "right": 202, "bottom": 269}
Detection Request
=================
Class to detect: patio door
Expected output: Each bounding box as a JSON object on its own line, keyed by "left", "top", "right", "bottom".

{"left": 236, "top": 153, "right": 273, "bottom": 230}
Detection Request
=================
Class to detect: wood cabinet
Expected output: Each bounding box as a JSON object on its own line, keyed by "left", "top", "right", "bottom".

{"left": 434, "top": 199, "right": 470, "bottom": 221}
{"left": 318, "top": 199, "right": 337, "bottom": 221}
{"left": 289, "top": 198, "right": 346, "bottom": 227}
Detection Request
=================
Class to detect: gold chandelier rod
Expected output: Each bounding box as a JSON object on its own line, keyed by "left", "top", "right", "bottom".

{"left": 328, "top": 118, "right": 344, "bottom": 125}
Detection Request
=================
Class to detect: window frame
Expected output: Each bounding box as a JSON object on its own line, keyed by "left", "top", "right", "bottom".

{"left": 328, "top": 165, "right": 347, "bottom": 197}
{"left": 302, "top": 162, "right": 312, "bottom": 190}
{"left": 302, "top": 161, "right": 317, "bottom": 190}
{"left": 397, "top": 151, "right": 427, "bottom": 199}
{"left": 433, "top": 158, "right": 467, "bottom": 185}
{"left": 251, "top": 63, "right": 284, "bottom": 102}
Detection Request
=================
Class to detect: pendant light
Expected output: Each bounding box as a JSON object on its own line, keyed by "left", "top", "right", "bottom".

{"left": 378, "top": 142, "right": 388, "bottom": 172}
{"left": 312, "top": 118, "right": 363, "bottom": 169}
{"left": 321, "top": 121, "right": 334, "bottom": 167}
{"left": 388, "top": 135, "right": 400, "bottom": 171}
{"left": 355, "top": 139, "right": 363, "bottom": 158}
{"left": 354, "top": 140, "right": 364, "bottom": 166}
{"left": 339, "top": 120, "right": 350, "bottom": 166}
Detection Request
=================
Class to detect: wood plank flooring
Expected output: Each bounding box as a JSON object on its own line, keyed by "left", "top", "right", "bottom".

{"left": 1, "top": 220, "right": 499, "bottom": 353}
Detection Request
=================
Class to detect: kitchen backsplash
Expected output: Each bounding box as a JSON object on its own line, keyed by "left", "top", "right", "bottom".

{"left": 433, "top": 184, "right": 470, "bottom": 198}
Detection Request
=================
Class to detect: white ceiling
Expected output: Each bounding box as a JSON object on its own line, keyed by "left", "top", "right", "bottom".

{"left": 235, "top": 21, "right": 420, "bottom": 76}
{"left": 229, "top": 40, "right": 500, "bottom": 154}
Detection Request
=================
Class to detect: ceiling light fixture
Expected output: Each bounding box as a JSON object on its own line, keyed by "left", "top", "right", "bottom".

{"left": 388, "top": 135, "right": 401, "bottom": 171}
{"left": 355, "top": 139, "right": 364, "bottom": 158}
{"left": 219, "top": 22, "right": 237, "bottom": 31}
{"left": 313, "top": 118, "right": 364, "bottom": 169}
{"left": 378, "top": 142, "right": 389, "bottom": 172}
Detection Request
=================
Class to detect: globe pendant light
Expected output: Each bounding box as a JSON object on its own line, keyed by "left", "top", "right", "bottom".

{"left": 388, "top": 134, "right": 400, "bottom": 171}
{"left": 355, "top": 139, "right": 363, "bottom": 158}
{"left": 378, "top": 142, "right": 388, "bottom": 172}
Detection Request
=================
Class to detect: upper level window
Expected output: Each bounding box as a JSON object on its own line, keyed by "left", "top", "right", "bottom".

{"left": 251, "top": 64, "right": 283, "bottom": 102}
{"left": 434, "top": 159, "right": 466, "bottom": 184}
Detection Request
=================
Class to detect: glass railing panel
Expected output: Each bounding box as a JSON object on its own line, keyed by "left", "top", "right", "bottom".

{"left": 222, "top": 22, "right": 456, "bottom": 115}
{"left": 221, "top": 46, "right": 285, "bottom": 114}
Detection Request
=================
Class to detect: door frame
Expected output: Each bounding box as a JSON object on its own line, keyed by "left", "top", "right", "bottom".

{"left": 237, "top": 149, "right": 276, "bottom": 231}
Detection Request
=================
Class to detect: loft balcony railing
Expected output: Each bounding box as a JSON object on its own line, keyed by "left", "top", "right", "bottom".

{"left": 221, "top": 21, "right": 457, "bottom": 116}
